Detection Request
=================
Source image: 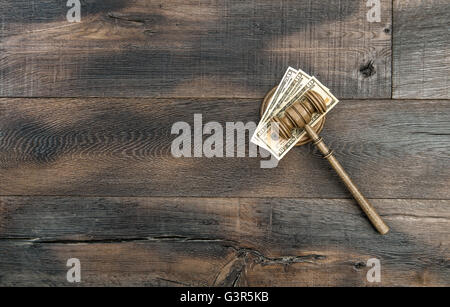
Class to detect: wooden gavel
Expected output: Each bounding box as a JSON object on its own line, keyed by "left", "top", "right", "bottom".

{"left": 271, "top": 90, "right": 389, "bottom": 235}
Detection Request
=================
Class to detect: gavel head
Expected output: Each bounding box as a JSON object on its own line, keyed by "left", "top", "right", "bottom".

{"left": 272, "top": 90, "right": 327, "bottom": 139}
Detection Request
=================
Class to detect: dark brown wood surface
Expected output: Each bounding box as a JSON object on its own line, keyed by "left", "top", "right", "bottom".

{"left": 1, "top": 197, "right": 449, "bottom": 286}
{"left": 0, "top": 98, "right": 449, "bottom": 198}
{"left": 393, "top": 0, "right": 449, "bottom": 98}
{"left": 0, "top": 0, "right": 449, "bottom": 287}
{"left": 0, "top": 0, "right": 391, "bottom": 98}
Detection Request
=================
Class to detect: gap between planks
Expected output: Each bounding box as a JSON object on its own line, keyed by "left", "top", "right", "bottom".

{"left": 1, "top": 195, "right": 450, "bottom": 201}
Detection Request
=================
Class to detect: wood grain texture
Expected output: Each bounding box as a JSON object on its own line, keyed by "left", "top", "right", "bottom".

{"left": 0, "top": 0, "right": 391, "bottom": 98}
{"left": 1, "top": 98, "right": 449, "bottom": 198}
{"left": 393, "top": 0, "right": 450, "bottom": 99}
{"left": 0, "top": 0, "right": 448, "bottom": 289}
{"left": 0, "top": 197, "right": 448, "bottom": 286}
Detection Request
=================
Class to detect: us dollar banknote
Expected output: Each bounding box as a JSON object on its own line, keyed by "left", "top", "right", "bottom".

{"left": 252, "top": 68, "right": 311, "bottom": 149}
{"left": 252, "top": 76, "right": 339, "bottom": 160}
{"left": 252, "top": 67, "right": 297, "bottom": 149}
{"left": 258, "top": 67, "right": 298, "bottom": 124}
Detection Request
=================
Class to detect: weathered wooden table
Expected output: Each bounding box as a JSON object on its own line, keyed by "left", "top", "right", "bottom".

{"left": 0, "top": 0, "right": 448, "bottom": 286}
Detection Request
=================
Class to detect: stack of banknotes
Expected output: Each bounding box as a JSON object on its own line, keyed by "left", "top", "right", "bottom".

{"left": 251, "top": 67, "right": 339, "bottom": 160}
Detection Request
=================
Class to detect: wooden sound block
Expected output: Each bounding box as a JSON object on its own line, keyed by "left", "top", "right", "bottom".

{"left": 260, "top": 86, "right": 326, "bottom": 146}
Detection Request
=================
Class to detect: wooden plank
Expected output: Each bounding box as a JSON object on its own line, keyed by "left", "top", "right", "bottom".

{"left": 1, "top": 98, "right": 449, "bottom": 198}
{"left": 393, "top": 0, "right": 450, "bottom": 99}
{"left": 0, "top": 0, "right": 391, "bottom": 98}
{"left": 0, "top": 240, "right": 236, "bottom": 286}
{"left": 0, "top": 197, "right": 448, "bottom": 286}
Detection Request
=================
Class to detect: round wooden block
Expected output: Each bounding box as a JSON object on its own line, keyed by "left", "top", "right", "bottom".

{"left": 260, "top": 86, "right": 326, "bottom": 146}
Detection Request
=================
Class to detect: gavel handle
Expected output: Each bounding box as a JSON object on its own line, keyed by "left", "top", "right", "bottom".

{"left": 304, "top": 124, "right": 390, "bottom": 235}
